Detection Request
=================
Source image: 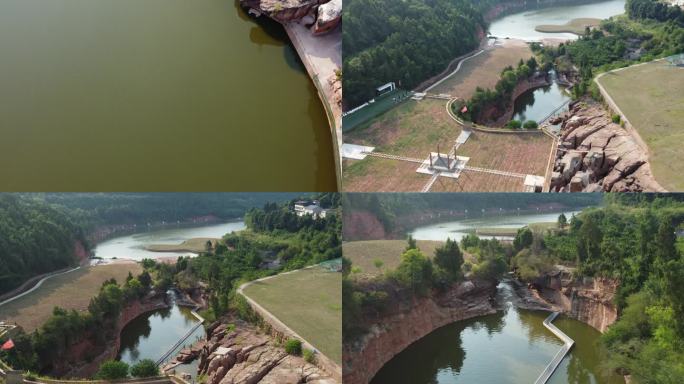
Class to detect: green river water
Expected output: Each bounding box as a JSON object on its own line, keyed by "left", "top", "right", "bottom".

{"left": 0, "top": 0, "right": 335, "bottom": 191}
{"left": 371, "top": 282, "right": 624, "bottom": 384}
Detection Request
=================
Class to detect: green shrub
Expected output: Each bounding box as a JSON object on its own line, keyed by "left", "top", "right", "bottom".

{"left": 130, "top": 359, "right": 158, "bottom": 378}
{"left": 523, "top": 120, "right": 538, "bottom": 129}
{"left": 95, "top": 360, "right": 129, "bottom": 380}
{"left": 303, "top": 348, "right": 316, "bottom": 364}
{"left": 506, "top": 120, "right": 522, "bottom": 129}
{"left": 284, "top": 339, "right": 302, "bottom": 355}
{"left": 612, "top": 114, "right": 621, "bottom": 124}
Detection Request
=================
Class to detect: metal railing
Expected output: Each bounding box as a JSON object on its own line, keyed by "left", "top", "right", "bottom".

{"left": 534, "top": 312, "right": 575, "bottom": 384}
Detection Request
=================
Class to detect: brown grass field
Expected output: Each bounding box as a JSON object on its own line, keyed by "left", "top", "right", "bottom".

{"left": 242, "top": 265, "right": 341, "bottom": 365}
{"left": 535, "top": 18, "right": 601, "bottom": 35}
{"left": 0, "top": 263, "right": 142, "bottom": 332}
{"left": 146, "top": 237, "right": 218, "bottom": 253}
{"left": 430, "top": 39, "right": 533, "bottom": 98}
{"left": 430, "top": 171, "right": 526, "bottom": 192}
{"left": 344, "top": 99, "right": 459, "bottom": 157}
{"left": 343, "top": 157, "right": 430, "bottom": 192}
{"left": 597, "top": 60, "right": 684, "bottom": 191}
{"left": 456, "top": 131, "right": 553, "bottom": 176}
{"left": 344, "top": 240, "right": 478, "bottom": 279}
{"left": 343, "top": 240, "right": 445, "bottom": 278}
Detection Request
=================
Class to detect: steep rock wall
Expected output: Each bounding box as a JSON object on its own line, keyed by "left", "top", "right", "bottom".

{"left": 343, "top": 280, "right": 497, "bottom": 384}
{"left": 534, "top": 271, "right": 618, "bottom": 332}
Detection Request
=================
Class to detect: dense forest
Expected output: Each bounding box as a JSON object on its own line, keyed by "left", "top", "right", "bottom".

{"left": 0, "top": 195, "right": 87, "bottom": 294}
{"left": 38, "top": 193, "right": 298, "bottom": 226}
{"left": 511, "top": 195, "right": 684, "bottom": 382}
{"left": 343, "top": 0, "right": 504, "bottom": 107}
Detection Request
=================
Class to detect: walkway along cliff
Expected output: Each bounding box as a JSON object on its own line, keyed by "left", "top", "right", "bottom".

{"left": 240, "top": 0, "right": 343, "bottom": 187}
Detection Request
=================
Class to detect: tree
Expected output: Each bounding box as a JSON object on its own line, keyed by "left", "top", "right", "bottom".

{"left": 558, "top": 213, "right": 568, "bottom": 229}
{"left": 394, "top": 249, "right": 434, "bottom": 295}
{"left": 523, "top": 120, "right": 538, "bottom": 129}
{"left": 405, "top": 235, "right": 417, "bottom": 251}
{"left": 130, "top": 359, "right": 159, "bottom": 378}
{"left": 433, "top": 238, "right": 464, "bottom": 281}
{"left": 373, "top": 259, "right": 384, "bottom": 273}
{"left": 514, "top": 227, "right": 534, "bottom": 252}
{"left": 96, "top": 360, "right": 129, "bottom": 380}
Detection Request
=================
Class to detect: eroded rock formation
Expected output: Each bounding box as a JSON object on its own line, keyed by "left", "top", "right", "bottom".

{"left": 531, "top": 267, "right": 618, "bottom": 332}
{"left": 166, "top": 319, "right": 336, "bottom": 384}
{"left": 343, "top": 280, "right": 497, "bottom": 384}
{"left": 240, "top": 0, "right": 341, "bottom": 33}
{"left": 549, "top": 99, "right": 664, "bottom": 192}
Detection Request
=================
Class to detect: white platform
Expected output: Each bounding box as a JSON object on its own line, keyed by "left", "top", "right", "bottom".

{"left": 456, "top": 129, "right": 472, "bottom": 144}
{"left": 341, "top": 143, "right": 375, "bottom": 160}
{"left": 416, "top": 154, "right": 470, "bottom": 179}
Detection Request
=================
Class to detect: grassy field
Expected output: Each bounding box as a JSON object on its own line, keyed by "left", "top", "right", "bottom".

{"left": 345, "top": 99, "right": 459, "bottom": 157}
{"left": 430, "top": 39, "right": 533, "bottom": 97}
{"left": 430, "top": 170, "right": 526, "bottom": 192}
{"left": 535, "top": 18, "right": 601, "bottom": 35}
{"left": 0, "top": 263, "right": 142, "bottom": 332}
{"left": 242, "top": 265, "right": 341, "bottom": 365}
{"left": 146, "top": 237, "right": 218, "bottom": 253}
{"left": 597, "top": 60, "right": 684, "bottom": 191}
{"left": 343, "top": 240, "right": 447, "bottom": 278}
{"left": 457, "top": 131, "right": 553, "bottom": 176}
{"left": 343, "top": 157, "right": 430, "bottom": 192}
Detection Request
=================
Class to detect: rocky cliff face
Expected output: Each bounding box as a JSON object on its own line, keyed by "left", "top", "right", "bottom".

{"left": 189, "top": 320, "right": 336, "bottom": 384}
{"left": 549, "top": 99, "right": 663, "bottom": 192}
{"left": 240, "top": 0, "right": 341, "bottom": 34}
{"left": 533, "top": 269, "right": 618, "bottom": 332}
{"left": 343, "top": 280, "right": 497, "bottom": 384}
{"left": 57, "top": 295, "right": 170, "bottom": 378}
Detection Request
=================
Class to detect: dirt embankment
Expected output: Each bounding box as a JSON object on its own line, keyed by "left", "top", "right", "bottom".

{"left": 549, "top": 98, "right": 665, "bottom": 192}
{"left": 54, "top": 294, "right": 170, "bottom": 378}
{"left": 343, "top": 280, "right": 497, "bottom": 384}
{"left": 87, "top": 215, "right": 223, "bottom": 244}
{"left": 342, "top": 211, "right": 387, "bottom": 241}
{"left": 194, "top": 318, "right": 337, "bottom": 384}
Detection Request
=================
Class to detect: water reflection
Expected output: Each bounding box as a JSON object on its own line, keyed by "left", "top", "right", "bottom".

{"left": 371, "top": 282, "right": 622, "bottom": 384}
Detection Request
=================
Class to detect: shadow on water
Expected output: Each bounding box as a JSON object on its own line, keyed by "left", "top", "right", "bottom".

{"left": 370, "top": 281, "right": 622, "bottom": 384}
{"left": 234, "top": 0, "right": 306, "bottom": 73}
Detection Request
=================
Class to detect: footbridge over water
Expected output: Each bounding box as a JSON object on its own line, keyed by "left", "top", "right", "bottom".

{"left": 535, "top": 312, "right": 575, "bottom": 384}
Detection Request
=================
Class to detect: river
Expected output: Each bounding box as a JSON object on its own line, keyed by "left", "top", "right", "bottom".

{"left": 118, "top": 292, "right": 205, "bottom": 377}
{"left": 371, "top": 281, "right": 623, "bottom": 384}
{"left": 489, "top": 0, "right": 626, "bottom": 41}
{"left": 0, "top": 0, "right": 335, "bottom": 191}
{"left": 409, "top": 210, "right": 581, "bottom": 241}
{"left": 94, "top": 221, "right": 245, "bottom": 260}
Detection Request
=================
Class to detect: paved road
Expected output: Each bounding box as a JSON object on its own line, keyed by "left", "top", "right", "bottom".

{"left": 0, "top": 267, "right": 81, "bottom": 308}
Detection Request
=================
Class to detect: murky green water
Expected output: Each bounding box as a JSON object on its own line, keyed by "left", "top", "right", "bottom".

{"left": 371, "top": 282, "right": 623, "bottom": 384}
{"left": 118, "top": 294, "right": 205, "bottom": 372}
{"left": 512, "top": 80, "right": 571, "bottom": 124}
{"left": 93, "top": 221, "right": 245, "bottom": 260}
{"left": 489, "top": 0, "right": 626, "bottom": 41}
{"left": 0, "top": 0, "right": 335, "bottom": 191}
